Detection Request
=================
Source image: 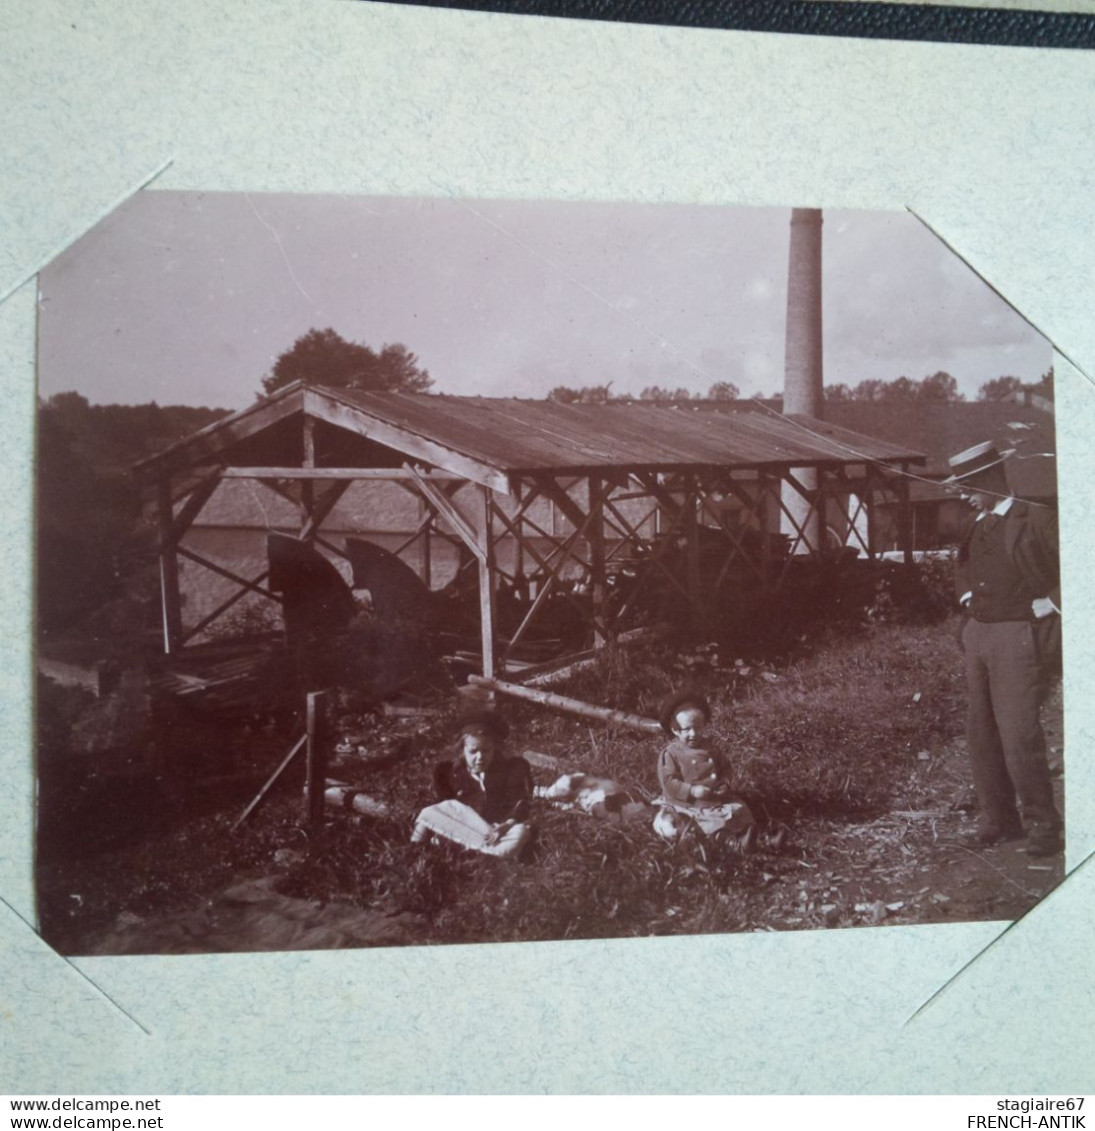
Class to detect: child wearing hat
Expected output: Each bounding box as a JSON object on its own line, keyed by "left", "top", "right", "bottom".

{"left": 652, "top": 689, "right": 756, "bottom": 851}
{"left": 411, "top": 709, "right": 534, "bottom": 858}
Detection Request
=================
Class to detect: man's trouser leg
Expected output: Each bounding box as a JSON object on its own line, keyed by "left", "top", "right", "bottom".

{"left": 965, "top": 619, "right": 1060, "bottom": 835}
{"left": 964, "top": 619, "right": 1019, "bottom": 832}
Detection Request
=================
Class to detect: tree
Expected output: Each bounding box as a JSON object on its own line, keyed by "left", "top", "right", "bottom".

{"left": 707, "top": 381, "right": 739, "bottom": 401}
{"left": 35, "top": 396, "right": 231, "bottom": 634}
{"left": 834, "top": 373, "right": 963, "bottom": 403}
{"left": 547, "top": 383, "right": 613, "bottom": 404}
{"left": 639, "top": 386, "right": 694, "bottom": 403}
{"left": 977, "top": 375, "right": 1023, "bottom": 402}
{"left": 850, "top": 378, "right": 888, "bottom": 402}
{"left": 824, "top": 383, "right": 855, "bottom": 403}
{"left": 260, "top": 328, "right": 432, "bottom": 397}
{"left": 918, "top": 370, "right": 962, "bottom": 403}
{"left": 885, "top": 376, "right": 919, "bottom": 402}
{"left": 37, "top": 406, "right": 140, "bottom": 633}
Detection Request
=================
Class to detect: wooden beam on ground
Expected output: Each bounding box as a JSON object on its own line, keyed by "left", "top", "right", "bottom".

{"left": 507, "top": 626, "right": 662, "bottom": 684}
{"left": 469, "top": 675, "right": 661, "bottom": 735}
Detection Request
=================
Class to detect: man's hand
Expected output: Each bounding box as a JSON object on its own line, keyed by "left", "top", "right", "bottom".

{"left": 690, "top": 784, "right": 711, "bottom": 800}
{"left": 1031, "top": 597, "right": 1057, "bottom": 619}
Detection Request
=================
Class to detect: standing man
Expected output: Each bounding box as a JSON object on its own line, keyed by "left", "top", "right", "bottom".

{"left": 947, "top": 441, "right": 1062, "bottom": 857}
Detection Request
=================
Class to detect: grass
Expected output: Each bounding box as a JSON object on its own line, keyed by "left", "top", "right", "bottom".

{"left": 37, "top": 612, "right": 975, "bottom": 953}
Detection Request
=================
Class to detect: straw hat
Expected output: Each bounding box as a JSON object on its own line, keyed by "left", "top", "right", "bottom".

{"left": 944, "top": 440, "right": 1016, "bottom": 484}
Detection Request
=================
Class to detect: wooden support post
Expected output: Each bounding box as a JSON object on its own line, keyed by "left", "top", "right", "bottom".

{"left": 588, "top": 475, "right": 608, "bottom": 647}
{"left": 683, "top": 474, "right": 701, "bottom": 621}
{"left": 421, "top": 496, "right": 432, "bottom": 588}
{"left": 512, "top": 501, "right": 526, "bottom": 601}
{"left": 760, "top": 475, "right": 778, "bottom": 568}
{"left": 300, "top": 417, "right": 316, "bottom": 541}
{"left": 866, "top": 473, "right": 878, "bottom": 561}
{"left": 478, "top": 487, "right": 498, "bottom": 680}
{"left": 816, "top": 469, "right": 829, "bottom": 551}
{"left": 895, "top": 468, "right": 914, "bottom": 570}
{"left": 157, "top": 477, "right": 184, "bottom": 655}
{"left": 305, "top": 690, "right": 329, "bottom": 828}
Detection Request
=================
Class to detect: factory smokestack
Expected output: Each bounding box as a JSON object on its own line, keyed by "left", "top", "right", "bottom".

{"left": 782, "top": 208, "right": 824, "bottom": 551}
{"left": 784, "top": 208, "right": 824, "bottom": 416}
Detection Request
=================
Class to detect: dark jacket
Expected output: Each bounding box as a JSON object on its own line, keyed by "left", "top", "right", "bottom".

{"left": 657, "top": 740, "right": 731, "bottom": 809}
{"left": 954, "top": 500, "right": 1060, "bottom": 611}
{"left": 954, "top": 499, "right": 1061, "bottom": 671}
{"left": 433, "top": 756, "right": 533, "bottom": 825}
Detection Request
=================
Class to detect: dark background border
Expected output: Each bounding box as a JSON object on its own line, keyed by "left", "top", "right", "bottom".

{"left": 381, "top": 0, "right": 1095, "bottom": 48}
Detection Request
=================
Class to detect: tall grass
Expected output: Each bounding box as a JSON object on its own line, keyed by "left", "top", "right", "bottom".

{"left": 275, "top": 617, "right": 968, "bottom": 945}
{"left": 40, "top": 615, "right": 971, "bottom": 951}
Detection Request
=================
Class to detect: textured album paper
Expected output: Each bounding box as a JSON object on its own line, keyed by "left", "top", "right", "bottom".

{"left": 2, "top": 0, "right": 1093, "bottom": 1094}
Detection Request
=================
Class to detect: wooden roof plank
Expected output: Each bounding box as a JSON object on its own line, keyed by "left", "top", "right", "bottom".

{"left": 134, "top": 385, "right": 305, "bottom": 483}
{"left": 304, "top": 388, "right": 513, "bottom": 494}
{"left": 134, "top": 385, "right": 926, "bottom": 485}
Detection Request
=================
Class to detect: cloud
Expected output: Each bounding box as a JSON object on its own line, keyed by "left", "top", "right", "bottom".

{"left": 37, "top": 194, "right": 1048, "bottom": 410}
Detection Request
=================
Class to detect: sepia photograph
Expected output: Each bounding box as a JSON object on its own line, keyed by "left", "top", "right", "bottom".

{"left": 34, "top": 190, "right": 1063, "bottom": 957}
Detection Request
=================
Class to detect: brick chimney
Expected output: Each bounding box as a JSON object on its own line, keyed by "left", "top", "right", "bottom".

{"left": 782, "top": 208, "right": 824, "bottom": 552}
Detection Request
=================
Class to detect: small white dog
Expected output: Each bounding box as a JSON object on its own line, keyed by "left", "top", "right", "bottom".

{"left": 535, "top": 772, "right": 647, "bottom": 821}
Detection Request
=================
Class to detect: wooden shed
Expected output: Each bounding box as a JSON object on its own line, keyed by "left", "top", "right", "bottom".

{"left": 134, "top": 382, "right": 924, "bottom": 683}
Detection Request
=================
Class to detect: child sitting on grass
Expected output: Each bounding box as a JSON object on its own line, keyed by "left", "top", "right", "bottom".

{"left": 653, "top": 689, "right": 756, "bottom": 852}
{"left": 411, "top": 709, "right": 534, "bottom": 858}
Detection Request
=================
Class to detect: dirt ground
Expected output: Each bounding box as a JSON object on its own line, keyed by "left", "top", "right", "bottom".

{"left": 41, "top": 681, "right": 1065, "bottom": 956}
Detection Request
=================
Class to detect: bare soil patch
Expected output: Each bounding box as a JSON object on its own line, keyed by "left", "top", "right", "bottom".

{"left": 36, "top": 619, "right": 1064, "bottom": 955}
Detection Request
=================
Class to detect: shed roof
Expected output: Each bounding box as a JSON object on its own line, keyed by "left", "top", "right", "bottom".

{"left": 136, "top": 383, "right": 924, "bottom": 490}
{"left": 710, "top": 398, "right": 1057, "bottom": 499}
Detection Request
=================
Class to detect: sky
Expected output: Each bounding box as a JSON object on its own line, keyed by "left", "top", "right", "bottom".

{"left": 36, "top": 190, "right": 1050, "bottom": 410}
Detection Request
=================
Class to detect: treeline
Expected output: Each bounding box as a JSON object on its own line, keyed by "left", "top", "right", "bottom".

{"left": 548, "top": 381, "right": 740, "bottom": 404}
{"left": 546, "top": 369, "right": 1053, "bottom": 406}
{"left": 824, "top": 369, "right": 1052, "bottom": 404}
{"left": 40, "top": 392, "right": 231, "bottom": 474}
{"left": 38, "top": 393, "right": 231, "bottom": 636}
